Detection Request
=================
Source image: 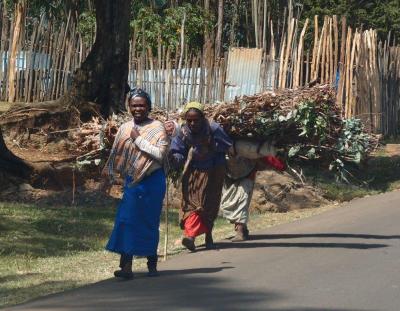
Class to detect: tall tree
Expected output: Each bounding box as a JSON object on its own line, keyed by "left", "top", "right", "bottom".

{"left": 0, "top": 0, "right": 132, "bottom": 182}
{"left": 215, "top": 0, "right": 223, "bottom": 58}
{"left": 70, "top": 0, "right": 131, "bottom": 118}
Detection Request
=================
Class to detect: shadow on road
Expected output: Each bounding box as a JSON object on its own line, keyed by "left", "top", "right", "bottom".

{"left": 160, "top": 266, "right": 234, "bottom": 276}
{"left": 9, "top": 264, "right": 375, "bottom": 311}
{"left": 217, "top": 241, "right": 387, "bottom": 250}
{"left": 10, "top": 266, "right": 279, "bottom": 311}
{"left": 210, "top": 233, "right": 391, "bottom": 250}
{"left": 250, "top": 233, "right": 400, "bottom": 240}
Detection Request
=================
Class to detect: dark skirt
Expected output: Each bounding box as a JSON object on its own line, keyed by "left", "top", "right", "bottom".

{"left": 180, "top": 165, "right": 226, "bottom": 236}
{"left": 106, "top": 169, "right": 166, "bottom": 256}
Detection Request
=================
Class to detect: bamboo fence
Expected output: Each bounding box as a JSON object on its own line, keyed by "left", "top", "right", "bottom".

{"left": 0, "top": 10, "right": 400, "bottom": 135}
{"left": 0, "top": 11, "right": 88, "bottom": 103}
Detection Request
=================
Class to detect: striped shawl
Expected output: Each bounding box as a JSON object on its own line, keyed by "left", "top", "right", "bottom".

{"left": 104, "top": 119, "right": 168, "bottom": 185}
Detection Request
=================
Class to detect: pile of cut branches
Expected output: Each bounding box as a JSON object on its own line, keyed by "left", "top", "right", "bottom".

{"left": 208, "top": 85, "right": 378, "bottom": 181}
{"left": 71, "top": 85, "right": 378, "bottom": 181}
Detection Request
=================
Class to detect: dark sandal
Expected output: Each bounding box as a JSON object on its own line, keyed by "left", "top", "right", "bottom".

{"left": 114, "top": 270, "right": 134, "bottom": 280}
{"left": 182, "top": 237, "right": 196, "bottom": 252}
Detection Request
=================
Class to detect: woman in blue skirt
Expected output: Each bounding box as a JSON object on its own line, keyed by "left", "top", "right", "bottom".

{"left": 101, "top": 88, "right": 169, "bottom": 279}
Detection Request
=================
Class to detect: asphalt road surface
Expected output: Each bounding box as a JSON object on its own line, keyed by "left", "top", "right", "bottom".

{"left": 8, "top": 190, "right": 400, "bottom": 311}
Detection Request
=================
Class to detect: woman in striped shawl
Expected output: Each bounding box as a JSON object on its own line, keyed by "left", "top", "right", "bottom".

{"left": 102, "top": 88, "right": 168, "bottom": 279}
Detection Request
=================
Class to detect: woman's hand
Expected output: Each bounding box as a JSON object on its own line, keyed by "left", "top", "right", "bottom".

{"left": 130, "top": 128, "right": 140, "bottom": 140}
{"left": 164, "top": 120, "right": 176, "bottom": 137}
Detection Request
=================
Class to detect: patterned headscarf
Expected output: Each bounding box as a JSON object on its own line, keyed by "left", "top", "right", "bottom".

{"left": 184, "top": 101, "right": 204, "bottom": 114}
{"left": 129, "top": 87, "right": 152, "bottom": 111}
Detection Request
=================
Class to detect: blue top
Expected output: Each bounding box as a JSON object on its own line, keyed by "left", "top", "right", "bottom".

{"left": 169, "top": 120, "right": 232, "bottom": 170}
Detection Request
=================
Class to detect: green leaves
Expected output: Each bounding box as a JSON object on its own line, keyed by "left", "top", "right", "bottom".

{"left": 294, "top": 101, "right": 330, "bottom": 141}
{"left": 288, "top": 146, "right": 300, "bottom": 158}
{"left": 78, "top": 11, "right": 96, "bottom": 46}
{"left": 306, "top": 147, "right": 316, "bottom": 159}
{"left": 132, "top": 4, "right": 213, "bottom": 53}
{"left": 336, "top": 118, "right": 371, "bottom": 164}
{"left": 281, "top": 102, "right": 373, "bottom": 183}
{"left": 301, "top": 0, "right": 400, "bottom": 41}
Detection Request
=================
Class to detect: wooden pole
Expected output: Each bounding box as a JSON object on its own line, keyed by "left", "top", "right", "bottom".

{"left": 344, "top": 27, "right": 353, "bottom": 117}
{"left": 280, "top": 18, "right": 295, "bottom": 89}
{"left": 294, "top": 18, "right": 309, "bottom": 88}
{"left": 333, "top": 15, "right": 339, "bottom": 83}
{"left": 163, "top": 178, "right": 169, "bottom": 261}
{"left": 311, "top": 15, "right": 319, "bottom": 79}
{"left": 8, "top": 0, "right": 25, "bottom": 103}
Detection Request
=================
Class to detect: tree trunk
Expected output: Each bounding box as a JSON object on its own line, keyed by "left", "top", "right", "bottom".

{"left": 0, "top": 0, "right": 131, "bottom": 187}
{"left": 0, "top": 128, "right": 33, "bottom": 178}
{"left": 203, "top": 0, "right": 210, "bottom": 44}
{"left": 70, "top": 0, "right": 131, "bottom": 119}
{"left": 215, "top": 0, "right": 223, "bottom": 59}
{"left": 0, "top": 0, "right": 9, "bottom": 98}
{"left": 229, "top": 0, "right": 239, "bottom": 47}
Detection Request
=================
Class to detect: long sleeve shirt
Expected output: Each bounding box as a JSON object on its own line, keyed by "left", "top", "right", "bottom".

{"left": 169, "top": 121, "right": 232, "bottom": 170}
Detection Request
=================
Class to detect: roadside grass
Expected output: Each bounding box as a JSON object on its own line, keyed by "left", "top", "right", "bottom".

{"left": 304, "top": 152, "right": 400, "bottom": 202}
{"left": 2, "top": 148, "right": 400, "bottom": 307}
{"left": 0, "top": 199, "right": 338, "bottom": 308}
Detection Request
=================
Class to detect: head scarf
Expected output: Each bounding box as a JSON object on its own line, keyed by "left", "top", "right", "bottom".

{"left": 184, "top": 101, "right": 204, "bottom": 114}
{"left": 129, "top": 87, "right": 152, "bottom": 111}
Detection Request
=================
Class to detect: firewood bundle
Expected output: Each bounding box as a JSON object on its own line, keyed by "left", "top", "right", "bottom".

{"left": 209, "top": 84, "right": 340, "bottom": 142}
{"left": 70, "top": 117, "right": 103, "bottom": 153}
{"left": 72, "top": 84, "right": 378, "bottom": 181}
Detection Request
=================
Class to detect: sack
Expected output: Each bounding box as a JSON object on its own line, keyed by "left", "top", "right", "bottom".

{"left": 233, "top": 139, "right": 276, "bottom": 159}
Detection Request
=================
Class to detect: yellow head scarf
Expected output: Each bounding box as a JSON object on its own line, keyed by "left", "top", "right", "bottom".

{"left": 184, "top": 101, "right": 204, "bottom": 114}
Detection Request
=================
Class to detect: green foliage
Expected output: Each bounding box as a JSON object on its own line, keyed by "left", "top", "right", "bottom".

{"left": 294, "top": 101, "right": 330, "bottom": 140}
{"left": 336, "top": 118, "right": 371, "bottom": 164}
{"left": 77, "top": 10, "right": 96, "bottom": 46}
{"left": 132, "top": 3, "right": 214, "bottom": 53}
{"left": 300, "top": 0, "right": 400, "bottom": 42}
{"left": 304, "top": 149, "right": 400, "bottom": 201}
{"left": 5, "top": 0, "right": 398, "bottom": 55}
{"left": 131, "top": 7, "right": 163, "bottom": 51}
{"left": 251, "top": 100, "right": 374, "bottom": 183}
{"left": 292, "top": 112, "right": 374, "bottom": 183}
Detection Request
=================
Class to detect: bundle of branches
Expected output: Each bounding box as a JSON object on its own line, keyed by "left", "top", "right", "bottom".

{"left": 70, "top": 117, "right": 103, "bottom": 153}
{"left": 72, "top": 85, "right": 378, "bottom": 181}
{"left": 209, "top": 85, "right": 378, "bottom": 181}
{"left": 71, "top": 114, "right": 127, "bottom": 166}
{"left": 73, "top": 109, "right": 180, "bottom": 160}
{"left": 158, "top": 85, "right": 376, "bottom": 181}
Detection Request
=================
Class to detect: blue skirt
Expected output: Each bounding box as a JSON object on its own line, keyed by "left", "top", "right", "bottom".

{"left": 106, "top": 169, "right": 166, "bottom": 256}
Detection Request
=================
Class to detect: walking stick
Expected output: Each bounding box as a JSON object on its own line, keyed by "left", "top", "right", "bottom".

{"left": 164, "top": 174, "right": 169, "bottom": 261}
{"left": 164, "top": 113, "right": 171, "bottom": 261}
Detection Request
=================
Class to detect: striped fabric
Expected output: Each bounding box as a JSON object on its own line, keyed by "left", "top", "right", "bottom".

{"left": 104, "top": 119, "right": 168, "bottom": 185}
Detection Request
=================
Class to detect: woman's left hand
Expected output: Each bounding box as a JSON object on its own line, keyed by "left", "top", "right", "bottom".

{"left": 164, "top": 120, "right": 176, "bottom": 136}
{"left": 130, "top": 128, "right": 140, "bottom": 140}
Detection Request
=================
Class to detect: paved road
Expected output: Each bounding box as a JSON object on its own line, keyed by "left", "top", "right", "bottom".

{"left": 8, "top": 190, "right": 400, "bottom": 311}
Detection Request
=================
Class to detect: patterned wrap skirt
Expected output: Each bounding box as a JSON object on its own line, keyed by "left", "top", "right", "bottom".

{"left": 106, "top": 169, "right": 166, "bottom": 256}
{"left": 180, "top": 165, "right": 226, "bottom": 237}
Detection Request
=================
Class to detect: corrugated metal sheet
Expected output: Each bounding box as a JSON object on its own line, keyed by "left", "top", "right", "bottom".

{"left": 224, "top": 48, "right": 263, "bottom": 101}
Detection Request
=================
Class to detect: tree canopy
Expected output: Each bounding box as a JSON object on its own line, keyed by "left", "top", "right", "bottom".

{"left": 3, "top": 0, "right": 398, "bottom": 53}
{"left": 301, "top": 0, "right": 400, "bottom": 41}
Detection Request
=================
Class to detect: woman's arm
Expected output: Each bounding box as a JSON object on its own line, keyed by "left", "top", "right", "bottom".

{"left": 134, "top": 136, "right": 168, "bottom": 162}
{"left": 211, "top": 123, "right": 233, "bottom": 153}
{"left": 168, "top": 134, "right": 188, "bottom": 168}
